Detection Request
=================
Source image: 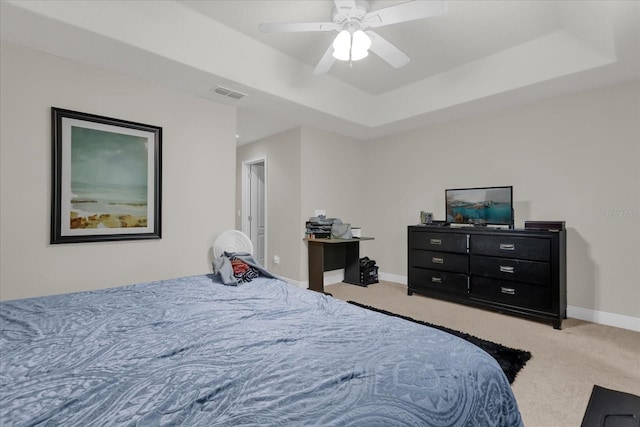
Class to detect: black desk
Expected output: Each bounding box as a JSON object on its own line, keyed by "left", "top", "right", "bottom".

{"left": 305, "top": 237, "right": 374, "bottom": 293}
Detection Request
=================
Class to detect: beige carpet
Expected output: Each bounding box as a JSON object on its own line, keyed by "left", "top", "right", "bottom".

{"left": 327, "top": 280, "right": 640, "bottom": 427}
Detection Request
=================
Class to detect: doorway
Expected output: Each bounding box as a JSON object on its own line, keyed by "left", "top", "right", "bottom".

{"left": 241, "top": 157, "right": 266, "bottom": 266}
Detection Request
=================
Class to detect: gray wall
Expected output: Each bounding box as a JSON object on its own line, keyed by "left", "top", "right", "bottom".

{"left": 236, "top": 128, "right": 302, "bottom": 280}
{"left": 300, "top": 127, "right": 369, "bottom": 280}
{"left": 0, "top": 42, "right": 237, "bottom": 300}
{"left": 237, "top": 126, "right": 367, "bottom": 284}
{"left": 1, "top": 41, "right": 637, "bottom": 322}
{"left": 363, "top": 80, "right": 640, "bottom": 319}
{"left": 240, "top": 80, "right": 640, "bottom": 321}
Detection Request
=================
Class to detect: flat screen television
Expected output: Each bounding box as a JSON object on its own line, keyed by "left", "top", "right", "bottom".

{"left": 446, "top": 186, "right": 514, "bottom": 228}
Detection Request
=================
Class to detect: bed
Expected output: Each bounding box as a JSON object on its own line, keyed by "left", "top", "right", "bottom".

{"left": 1, "top": 274, "right": 523, "bottom": 426}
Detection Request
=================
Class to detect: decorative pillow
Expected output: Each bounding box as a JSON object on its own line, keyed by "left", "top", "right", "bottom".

{"left": 229, "top": 256, "right": 261, "bottom": 283}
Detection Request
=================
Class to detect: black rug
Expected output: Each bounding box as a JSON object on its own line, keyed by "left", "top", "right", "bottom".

{"left": 347, "top": 301, "right": 531, "bottom": 384}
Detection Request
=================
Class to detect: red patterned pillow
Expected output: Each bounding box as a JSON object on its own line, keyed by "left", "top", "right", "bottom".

{"left": 229, "top": 257, "right": 260, "bottom": 283}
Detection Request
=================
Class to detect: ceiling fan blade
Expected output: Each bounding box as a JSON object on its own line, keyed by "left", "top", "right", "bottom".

{"left": 314, "top": 42, "right": 337, "bottom": 74}
{"left": 365, "top": 30, "right": 410, "bottom": 68}
{"left": 364, "top": 0, "right": 447, "bottom": 28}
{"left": 259, "top": 22, "right": 340, "bottom": 33}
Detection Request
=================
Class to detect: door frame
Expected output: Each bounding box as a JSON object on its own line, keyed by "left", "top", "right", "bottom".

{"left": 241, "top": 156, "right": 267, "bottom": 265}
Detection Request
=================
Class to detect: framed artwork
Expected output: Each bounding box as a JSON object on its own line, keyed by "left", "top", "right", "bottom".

{"left": 51, "top": 107, "right": 162, "bottom": 244}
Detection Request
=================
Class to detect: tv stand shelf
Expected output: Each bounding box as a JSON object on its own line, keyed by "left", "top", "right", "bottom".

{"left": 407, "top": 225, "right": 567, "bottom": 329}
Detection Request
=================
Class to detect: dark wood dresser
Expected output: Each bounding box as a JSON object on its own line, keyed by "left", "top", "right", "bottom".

{"left": 407, "top": 225, "right": 567, "bottom": 329}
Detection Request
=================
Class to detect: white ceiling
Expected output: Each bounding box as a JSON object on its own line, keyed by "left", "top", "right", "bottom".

{"left": 181, "top": 0, "right": 564, "bottom": 95}
{"left": 1, "top": 1, "right": 639, "bottom": 145}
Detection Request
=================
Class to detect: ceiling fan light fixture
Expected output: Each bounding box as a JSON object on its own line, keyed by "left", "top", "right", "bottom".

{"left": 332, "top": 29, "right": 371, "bottom": 62}
{"left": 350, "top": 49, "right": 369, "bottom": 61}
{"left": 332, "top": 30, "right": 351, "bottom": 61}
{"left": 350, "top": 30, "right": 371, "bottom": 60}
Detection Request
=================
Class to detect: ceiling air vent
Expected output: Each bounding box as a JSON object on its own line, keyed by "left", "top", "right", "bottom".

{"left": 213, "top": 85, "right": 247, "bottom": 100}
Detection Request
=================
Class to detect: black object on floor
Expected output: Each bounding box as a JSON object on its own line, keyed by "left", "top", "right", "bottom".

{"left": 347, "top": 300, "right": 532, "bottom": 384}
{"left": 581, "top": 385, "right": 640, "bottom": 427}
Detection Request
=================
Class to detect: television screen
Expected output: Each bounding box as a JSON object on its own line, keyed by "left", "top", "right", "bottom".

{"left": 446, "top": 186, "right": 513, "bottom": 227}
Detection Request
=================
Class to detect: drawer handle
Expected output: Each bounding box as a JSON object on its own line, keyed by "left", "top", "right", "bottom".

{"left": 501, "top": 287, "right": 516, "bottom": 295}
{"left": 431, "top": 277, "right": 442, "bottom": 284}
{"left": 430, "top": 238, "right": 442, "bottom": 245}
{"left": 499, "top": 265, "right": 515, "bottom": 274}
{"left": 499, "top": 243, "right": 515, "bottom": 251}
{"left": 432, "top": 257, "right": 444, "bottom": 264}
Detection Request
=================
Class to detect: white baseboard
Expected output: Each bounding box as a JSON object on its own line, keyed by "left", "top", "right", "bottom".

{"left": 279, "top": 276, "right": 306, "bottom": 289}
{"left": 293, "top": 269, "right": 346, "bottom": 290}
{"left": 376, "top": 273, "right": 640, "bottom": 332}
{"left": 323, "top": 269, "right": 347, "bottom": 286}
{"left": 379, "top": 271, "right": 407, "bottom": 285}
{"left": 325, "top": 270, "right": 404, "bottom": 287}
{"left": 291, "top": 270, "right": 640, "bottom": 332}
{"left": 297, "top": 269, "right": 405, "bottom": 289}
{"left": 567, "top": 306, "right": 640, "bottom": 332}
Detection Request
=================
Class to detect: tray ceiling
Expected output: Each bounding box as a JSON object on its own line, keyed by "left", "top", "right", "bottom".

{"left": 1, "top": 1, "right": 638, "bottom": 144}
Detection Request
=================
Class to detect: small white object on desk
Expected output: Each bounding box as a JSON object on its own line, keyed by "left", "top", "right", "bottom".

{"left": 352, "top": 227, "right": 362, "bottom": 238}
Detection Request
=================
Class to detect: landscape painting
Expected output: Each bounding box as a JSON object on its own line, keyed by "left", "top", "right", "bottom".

{"left": 51, "top": 108, "right": 162, "bottom": 244}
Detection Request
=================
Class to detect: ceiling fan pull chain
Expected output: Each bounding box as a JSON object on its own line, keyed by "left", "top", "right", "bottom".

{"left": 349, "top": 36, "right": 353, "bottom": 67}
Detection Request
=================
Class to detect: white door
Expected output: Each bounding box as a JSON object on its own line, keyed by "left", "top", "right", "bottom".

{"left": 249, "top": 162, "right": 265, "bottom": 266}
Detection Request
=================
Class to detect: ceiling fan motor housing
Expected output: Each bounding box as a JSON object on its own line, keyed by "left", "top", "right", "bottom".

{"left": 331, "top": 0, "right": 370, "bottom": 29}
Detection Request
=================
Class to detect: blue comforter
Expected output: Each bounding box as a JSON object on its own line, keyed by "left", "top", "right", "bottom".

{"left": 0, "top": 275, "right": 523, "bottom": 426}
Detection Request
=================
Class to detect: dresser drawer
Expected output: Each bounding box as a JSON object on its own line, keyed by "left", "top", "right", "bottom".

{"left": 410, "top": 231, "right": 467, "bottom": 253}
{"left": 409, "top": 267, "right": 468, "bottom": 296}
{"left": 410, "top": 250, "right": 468, "bottom": 274}
{"left": 471, "top": 277, "right": 551, "bottom": 310}
{"left": 470, "top": 255, "right": 550, "bottom": 286}
{"left": 470, "top": 235, "right": 550, "bottom": 261}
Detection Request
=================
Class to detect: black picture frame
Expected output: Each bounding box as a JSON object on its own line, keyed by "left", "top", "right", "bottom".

{"left": 51, "top": 107, "right": 162, "bottom": 244}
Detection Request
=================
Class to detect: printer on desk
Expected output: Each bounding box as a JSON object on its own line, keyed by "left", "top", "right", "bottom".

{"left": 306, "top": 215, "right": 361, "bottom": 239}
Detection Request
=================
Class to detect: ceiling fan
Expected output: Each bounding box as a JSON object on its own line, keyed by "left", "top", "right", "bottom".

{"left": 259, "top": 0, "right": 447, "bottom": 74}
